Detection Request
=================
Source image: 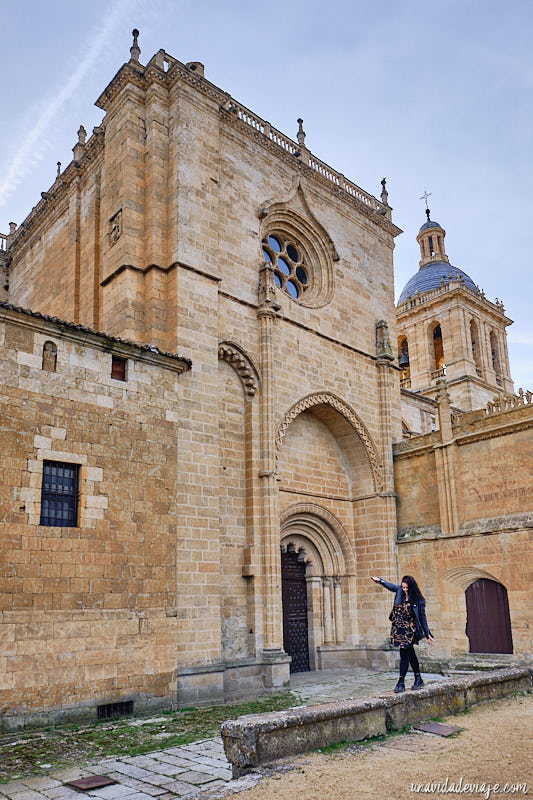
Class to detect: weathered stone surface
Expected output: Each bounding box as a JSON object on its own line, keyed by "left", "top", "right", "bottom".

{"left": 221, "top": 667, "right": 532, "bottom": 775}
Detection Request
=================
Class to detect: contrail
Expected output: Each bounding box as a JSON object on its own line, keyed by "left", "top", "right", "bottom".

{"left": 0, "top": 0, "right": 139, "bottom": 209}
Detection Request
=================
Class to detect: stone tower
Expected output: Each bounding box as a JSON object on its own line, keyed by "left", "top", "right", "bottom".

{"left": 396, "top": 211, "right": 514, "bottom": 411}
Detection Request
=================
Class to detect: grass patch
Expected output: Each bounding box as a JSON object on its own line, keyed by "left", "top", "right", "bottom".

{"left": 0, "top": 692, "right": 302, "bottom": 783}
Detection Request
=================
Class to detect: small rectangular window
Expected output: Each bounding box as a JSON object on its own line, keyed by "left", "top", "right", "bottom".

{"left": 111, "top": 355, "right": 127, "bottom": 381}
{"left": 97, "top": 700, "right": 134, "bottom": 719}
{"left": 40, "top": 461, "right": 80, "bottom": 527}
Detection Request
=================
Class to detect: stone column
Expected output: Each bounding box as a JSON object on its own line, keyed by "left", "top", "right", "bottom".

{"left": 322, "top": 577, "right": 334, "bottom": 644}
{"left": 257, "top": 264, "right": 283, "bottom": 654}
{"left": 334, "top": 577, "right": 344, "bottom": 644}
{"left": 433, "top": 380, "right": 459, "bottom": 534}
{"left": 375, "top": 320, "right": 398, "bottom": 579}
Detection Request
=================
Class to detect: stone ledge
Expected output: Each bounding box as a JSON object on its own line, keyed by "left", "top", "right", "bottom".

{"left": 221, "top": 666, "right": 532, "bottom": 777}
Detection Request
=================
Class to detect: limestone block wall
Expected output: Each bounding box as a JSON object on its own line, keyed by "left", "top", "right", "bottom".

{"left": 400, "top": 389, "right": 437, "bottom": 436}
{"left": 3, "top": 46, "right": 405, "bottom": 700}
{"left": 0, "top": 307, "right": 189, "bottom": 727}
{"left": 393, "top": 401, "right": 533, "bottom": 658}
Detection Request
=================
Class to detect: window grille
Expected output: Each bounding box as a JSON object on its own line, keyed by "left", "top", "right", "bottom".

{"left": 97, "top": 700, "right": 134, "bottom": 719}
{"left": 40, "top": 461, "right": 80, "bottom": 527}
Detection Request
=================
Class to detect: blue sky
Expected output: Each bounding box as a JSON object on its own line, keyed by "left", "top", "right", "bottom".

{"left": 1, "top": 0, "right": 531, "bottom": 389}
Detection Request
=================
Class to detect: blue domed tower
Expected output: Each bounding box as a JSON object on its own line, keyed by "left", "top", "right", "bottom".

{"left": 396, "top": 209, "right": 514, "bottom": 414}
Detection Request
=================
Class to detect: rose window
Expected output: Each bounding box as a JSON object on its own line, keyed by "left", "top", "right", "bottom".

{"left": 262, "top": 235, "right": 310, "bottom": 301}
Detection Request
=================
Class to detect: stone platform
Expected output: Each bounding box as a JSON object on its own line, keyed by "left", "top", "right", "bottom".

{"left": 221, "top": 666, "right": 532, "bottom": 777}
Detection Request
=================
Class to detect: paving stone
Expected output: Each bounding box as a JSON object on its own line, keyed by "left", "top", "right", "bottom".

{"left": 181, "top": 766, "right": 231, "bottom": 782}
{"left": 121, "top": 762, "right": 182, "bottom": 778}
{"left": 121, "top": 758, "right": 161, "bottom": 769}
{"left": 86, "top": 785, "right": 137, "bottom": 799}
{"left": 170, "top": 774, "right": 214, "bottom": 787}
{"left": 7, "top": 792, "right": 50, "bottom": 800}
{"left": 99, "top": 766, "right": 158, "bottom": 782}
{"left": 116, "top": 795, "right": 154, "bottom": 800}
{"left": 42, "top": 789, "right": 83, "bottom": 800}
{"left": 20, "top": 779, "right": 61, "bottom": 792}
{"left": 48, "top": 770, "right": 91, "bottom": 782}
{"left": 0, "top": 783, "right": 28, "bottom": 798}
{"left": 158, "top": 784, "right": 200, "bottom": 798}
{"left": 186, "top": 757, "right": 228, "bottom": 769}
{"left": 104, "top": 777, "right": 167, "bottom": 797}
{"left": 148, "top": 757, "right": 197, "bottom": 771}
{"left": 132, "top": 777, "right": 175, "bottom": 789}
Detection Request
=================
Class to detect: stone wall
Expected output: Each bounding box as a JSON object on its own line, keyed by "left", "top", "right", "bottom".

{"left": 393, "top": 396, "right": 533, "bottom": 657}
{"left": 0, "top": 306, "right": 190, "bottom": 729}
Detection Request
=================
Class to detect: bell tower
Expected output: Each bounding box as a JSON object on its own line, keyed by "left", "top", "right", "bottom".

{"left": 417, "top": 209, "right": 448, "bottom": 267}
{"left": 396, "top": 209, "right": 514, "bottom": 412}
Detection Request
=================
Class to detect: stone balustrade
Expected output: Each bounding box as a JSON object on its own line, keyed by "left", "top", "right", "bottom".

{"left": 485, "top": 388, "right": 533, "bottom": 416}
{"left": 222, "top": 98, "right": 387, "bottom": 216}
{"left": 397, "top": 278, "right": 506, "bottom": 314}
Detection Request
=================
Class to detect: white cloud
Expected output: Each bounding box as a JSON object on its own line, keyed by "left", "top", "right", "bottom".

{"left": 0, "top": 0, "right": 139, "bottom": 208}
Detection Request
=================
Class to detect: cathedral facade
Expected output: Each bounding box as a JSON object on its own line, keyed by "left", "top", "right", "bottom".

{"left": 0, "top": 34, "right": 531, "bottom": 730}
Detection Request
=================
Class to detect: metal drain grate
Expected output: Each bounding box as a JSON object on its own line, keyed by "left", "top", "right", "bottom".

{"left": 65, "top": 776, "right": 118, "bottom": 791}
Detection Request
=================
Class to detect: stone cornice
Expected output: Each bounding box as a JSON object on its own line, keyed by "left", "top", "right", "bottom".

{"left": 393, "top": 407, "right": 533, "bottom": 459}
{"left": 398, "top": 511, "right": 532, "bottom": 543}
{"left": 0, "top": 302, "right": 191, "bottom": 373}
{"left": 400, "top": 387, "right": 438, "bottom": 406}
{"left": 8, "top": 52, "right": 400, "bottom": 260}
{"left": 220, "top": 110, "right": 402, "bottom": 238}
{"left": 95, "top": 53, "right": 401, "bottom": 238}
{"left": 453, "top": 415, "right": 533, "bottom": 446}
{"left": 8, "top": 131, "right": 105, "bottom": 254}
{"left": 100, "top": 260, "right": 221, "bottom": 288}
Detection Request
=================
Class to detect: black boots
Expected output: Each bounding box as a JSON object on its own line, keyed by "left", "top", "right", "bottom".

{"left": 411, "top": 673, "right": 424, "bottom": 690}
{"left": 395, "top": 674, "right": 424, "bottom": 693}
{"left": 394, "top": 677, "right": 405, "bottom": 693}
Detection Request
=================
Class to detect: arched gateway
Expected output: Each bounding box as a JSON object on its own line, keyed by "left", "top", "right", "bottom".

{"left": 280, "top": 504, "right": 355, "bottom": 672}
{"left": 276, "top": 393, "right": 384, "bottom": 672}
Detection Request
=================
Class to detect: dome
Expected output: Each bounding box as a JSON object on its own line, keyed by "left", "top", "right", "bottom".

{"left": 419, "top": 219, "right": 442, "bottom": 233}
{"left": 398, "top": 261, "right": 477, "bottom": 304}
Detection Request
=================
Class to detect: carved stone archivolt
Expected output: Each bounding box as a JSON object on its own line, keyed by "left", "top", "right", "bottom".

{"left": 280, "top": 502, "right": 355, "bottom": 575}
{"left": 218, "top": 340, "right": 260, "bottom": 397}
{"left": 276, "top": 392, "right": 383, "bottom": 491}
{"left": 444, "top": 567, "right": 503, "bottom": 591}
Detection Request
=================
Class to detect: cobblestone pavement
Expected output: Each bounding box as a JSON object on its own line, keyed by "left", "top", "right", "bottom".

{"left": 0, "top": 669, "right": 453, "bottom": 800}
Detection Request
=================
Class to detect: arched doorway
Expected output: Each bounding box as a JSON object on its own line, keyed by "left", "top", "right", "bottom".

{"left": 281, "top": 548, "right": 310, "bottom": 673}
{"left": 280, "top": 505, "right": 355, "bottom": 672}
{"left": 465, "top": 578, "right": 513, "bottom": 654}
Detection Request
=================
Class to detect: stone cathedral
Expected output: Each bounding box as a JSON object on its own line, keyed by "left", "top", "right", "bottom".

{"left": 0, "top": 33, "right": 531, "bottom": 730}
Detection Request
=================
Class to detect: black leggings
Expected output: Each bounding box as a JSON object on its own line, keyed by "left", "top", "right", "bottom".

{"left": 399, "top": 644, "right": 420, "bottom": 678}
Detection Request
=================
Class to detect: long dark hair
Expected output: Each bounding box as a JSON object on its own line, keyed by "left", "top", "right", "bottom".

{"left": 402, "top": 575, "right": 424, "bottom": 603}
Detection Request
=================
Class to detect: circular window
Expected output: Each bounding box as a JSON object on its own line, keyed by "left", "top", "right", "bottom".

{"left": 261, "top": 234, "right": 310, "bottom": 302}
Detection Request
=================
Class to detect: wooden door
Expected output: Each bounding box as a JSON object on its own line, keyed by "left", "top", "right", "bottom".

{"left": 465, "top": 578, "right": 513, "bottom": 654}
{"left": 281, "top": 549, "right": 310, "bottom": 673}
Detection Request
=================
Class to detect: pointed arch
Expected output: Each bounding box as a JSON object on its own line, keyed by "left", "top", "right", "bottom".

{"left": 444, "top": 566, "right": 503, "bottom": 591}
{"left": 276, "top": 391, "right": 383, "bottom": 491}
{"left": 280, "top": 502, "right": 355, "bottom": 575}
{"left": 218, "top": 340, "right": 261, "bottom": 397}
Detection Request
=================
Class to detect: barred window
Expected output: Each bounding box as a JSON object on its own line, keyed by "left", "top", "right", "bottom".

{"left": 40, "top": 461, "right": 80, "bottom": 527}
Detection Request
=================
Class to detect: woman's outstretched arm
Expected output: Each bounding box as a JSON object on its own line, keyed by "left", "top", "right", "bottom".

{"left": 370, "top": 577, "right": 399, "bottom": 592}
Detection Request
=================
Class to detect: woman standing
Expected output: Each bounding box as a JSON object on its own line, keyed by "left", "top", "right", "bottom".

{"left": 371, "top": 575, "right": 435, "bottom": 693}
